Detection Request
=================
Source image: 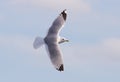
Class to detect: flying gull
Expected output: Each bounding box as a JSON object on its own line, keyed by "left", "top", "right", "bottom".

{"left": 33, "top": 9, "right": 68, "bottom": 71}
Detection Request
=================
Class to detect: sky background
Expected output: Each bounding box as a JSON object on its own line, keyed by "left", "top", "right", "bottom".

{"left": 0, "top": 0, "right": 120, "bottom": 82}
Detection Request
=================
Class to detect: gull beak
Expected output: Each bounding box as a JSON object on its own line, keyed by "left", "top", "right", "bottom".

{"left": 66, "top": 39, "right": 69, "bottom": 42}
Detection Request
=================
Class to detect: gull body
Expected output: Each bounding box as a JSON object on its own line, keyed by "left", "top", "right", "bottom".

{"left": 33, "top": 10, "right": 68, "bottom": 71}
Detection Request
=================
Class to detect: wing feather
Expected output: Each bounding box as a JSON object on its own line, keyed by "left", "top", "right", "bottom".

{"left": 47, "top": 10, "right": 67, "bottom": 36}
{"left": 45, "top": 43, "right": 64, "bottom": 71}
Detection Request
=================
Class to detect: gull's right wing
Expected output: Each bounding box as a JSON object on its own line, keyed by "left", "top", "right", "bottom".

{"left": 46, "top": 9, "right": 67, "bottom": 36}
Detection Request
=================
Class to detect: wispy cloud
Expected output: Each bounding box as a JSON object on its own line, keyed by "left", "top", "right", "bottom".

{"left": 1, "top": 35, "right": 120, "bottom": 61}
{"left": 62, "top": 38, "right": 120, "bottom": 66}
{"left": 0, "top": 35, "right": 120, "bottom": 68}
{"left": 9, "top": 0, "right": 91, "bottom": 13}
{"left": 93, "top": 12, "right": 120, "bottom": 27}
{"left": 0, "top": 35, "right": 33, "bottom": 53}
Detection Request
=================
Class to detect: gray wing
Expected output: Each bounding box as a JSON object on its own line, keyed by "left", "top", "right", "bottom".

{"left": 45, "top": 43, "right": 64, "bottom": 71}
{"left": 47, "top": 9, "right": 67, "bottom": 36}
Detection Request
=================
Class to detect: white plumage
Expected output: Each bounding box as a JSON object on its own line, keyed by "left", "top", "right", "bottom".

{"left": 33, "top": 9, "right": 68, "bottom": 71}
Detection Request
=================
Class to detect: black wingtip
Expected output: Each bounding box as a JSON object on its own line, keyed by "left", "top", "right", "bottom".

{"left": 60, "top": 9, "right": 67, "bottom": 21}
{"left": 56, "top": 64, "right": 64, "bottom": 72}
{"left": 63, "top": 9, "right": 67, "bottom": 12}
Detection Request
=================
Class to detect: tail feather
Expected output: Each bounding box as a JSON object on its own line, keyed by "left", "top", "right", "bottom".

{"left": 33, "top": 36, "right": 44, "bottom": 49}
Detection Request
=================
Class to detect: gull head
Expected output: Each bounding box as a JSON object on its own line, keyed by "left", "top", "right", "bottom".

{"left": 58, "top": 37, "right": 69, "bottom": 44}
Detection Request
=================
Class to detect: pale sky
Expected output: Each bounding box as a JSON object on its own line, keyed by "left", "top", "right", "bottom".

{"left": 0, "top": 0, "right": 120, "bottom": 82}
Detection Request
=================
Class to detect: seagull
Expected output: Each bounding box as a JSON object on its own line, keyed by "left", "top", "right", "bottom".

{"left": 33, "top": 9, "right": 68, "bottom": 71}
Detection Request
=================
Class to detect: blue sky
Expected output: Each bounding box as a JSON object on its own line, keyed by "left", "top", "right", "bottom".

{"left": 0, "top": 0, "right": 120, "bottom": 82}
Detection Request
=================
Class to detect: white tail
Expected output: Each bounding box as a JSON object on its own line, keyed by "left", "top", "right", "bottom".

{"left": 33, "top": 36, "right": 44, "bottom": 49}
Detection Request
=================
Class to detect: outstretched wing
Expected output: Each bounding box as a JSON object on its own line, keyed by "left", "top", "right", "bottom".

{"left": 45, "top": 43, "right": 64, "bottom": 71}
{"left": 44, "top": 10, "right": 67, "bottom": 71}
{"left": 46, "top": 9, "right": 67, "bottom": 36}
